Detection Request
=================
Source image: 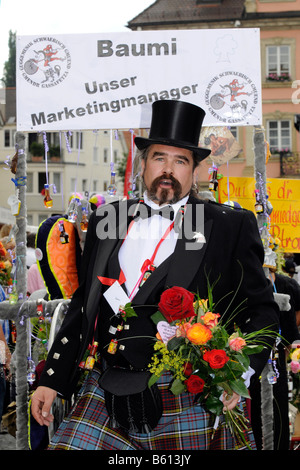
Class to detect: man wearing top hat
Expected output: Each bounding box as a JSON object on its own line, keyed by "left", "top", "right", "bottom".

{"left": 31, "top": 100, "right": 279, "bottom": 450}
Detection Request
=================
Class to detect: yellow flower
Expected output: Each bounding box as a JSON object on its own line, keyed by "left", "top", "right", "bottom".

{"left": 291, "top": 348, "right": 300, "bottom": 362}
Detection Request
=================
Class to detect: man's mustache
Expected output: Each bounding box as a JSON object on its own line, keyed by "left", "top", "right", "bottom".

{"left": 148, "top": 173, "right": 182, "bottom": 205}
{"left": 151, "top": 173, "right": 181, "bottom": 191}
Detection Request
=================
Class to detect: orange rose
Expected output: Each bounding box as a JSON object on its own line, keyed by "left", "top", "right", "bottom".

{"left": 202, "top": 312, "right": 220, "bottom": 329}
{"left": 186, "top": 323, "right": 212, "bottom": 345}
{"left": 176, "top": 320, "right": 193, "bottom": 338}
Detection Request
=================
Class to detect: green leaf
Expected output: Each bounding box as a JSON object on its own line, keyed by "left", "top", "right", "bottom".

{"left": 151, "top": 310, "right": 166, "bottom": 324}
{"left": 167, "top": 336, "right": 184, "bottom": 351}
{"left": 148, "top": 373, "right": 160, "bottom": 388}
{"left": 123, "top": 303, "right": 138, "bottom": 320}
{"left": 205, "top": 395, "right": 223, "bottom": 415}
{"left": 230, "top": 378, "right": 249, "bottom": 398}
{"left": 170, "top": 378, "right": 186, "bottom": 395}
{"left": 233, "top": 352, "right": 250, "bottom": 370}
{"left": 242, "top": 345, "right": 264, "bottom": 355}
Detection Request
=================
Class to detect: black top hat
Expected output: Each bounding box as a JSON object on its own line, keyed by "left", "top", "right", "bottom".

{"left": 135, "top": 100, "right": 211, "bottom": 163}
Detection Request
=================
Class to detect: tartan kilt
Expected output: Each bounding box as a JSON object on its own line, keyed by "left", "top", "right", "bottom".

{"left": 47, "top": 367, "right": 256, "bottom": 451}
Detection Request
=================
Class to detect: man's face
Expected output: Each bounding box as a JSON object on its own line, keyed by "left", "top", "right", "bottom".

{"left": 141, "top": 144, "right": 197, "bottom": 205}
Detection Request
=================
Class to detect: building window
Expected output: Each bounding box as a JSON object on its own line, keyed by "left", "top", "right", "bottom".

{"left": 70, "top": 178, "right": 77, "bottom": 192}
{"left": 104, "top": 148, "right": 108, "bottom": 163}
{"left": 103, "top": 181, "right": 108, "bottom": 191}
{"left": 93, "top": 146, "right": 99, "bottom": 164}
{"left": 229, "top": 126, "right": 238, "bottom": 140}
{"left": 82, "top": 179, "right": 88, "bottom": 192}
{"left": 38, "top": 172, "right": 47, "bottom": 193}
{"left": 69, "top": 132, "right": 83, "bottom": 150}
{"left": 267, "top": 120, "right": 291, "bottom": 153}
{"left": 4, "top": 129, "right": 15, "bottom": 147}
{"left": 92, "top": 180, "right": 98, "bottom": 191}
{"left": 46, "top": 132, "right": 60, "bottom": 147}
{"left": 76, "top": 132, "right": 83, "bottom": 150}
{"left": 53, "top": 172, "right": 61, "bottom": 193}
{"left": 266, "top": 45, "right": 290, "bottom": 80}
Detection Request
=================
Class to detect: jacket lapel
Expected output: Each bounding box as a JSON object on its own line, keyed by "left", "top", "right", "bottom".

{"left": 133, "top": 201, "right": 213, "bottom": 303}
{"left": 86, "top": 200, "right": 133, "bottom": 320}
{"left": 166, "top": 217, "right": 213, "bottom": 289}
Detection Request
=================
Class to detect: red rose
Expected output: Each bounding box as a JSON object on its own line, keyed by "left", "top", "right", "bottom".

{"left": 185, "top": 374, "right": 205, "bottom": 394}
{"left": 183, "top": 361, "right": 193, "bottom": 377}
{"left": 203, "top": 349, "right": 229, "bottom": 369}
{"left": 158, "top": 286, "right": 195, "bottom": 323}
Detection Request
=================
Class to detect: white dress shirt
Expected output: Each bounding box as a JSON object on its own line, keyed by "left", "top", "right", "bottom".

{"left": 118, "top": 192, "right": 189, "bottom": 299}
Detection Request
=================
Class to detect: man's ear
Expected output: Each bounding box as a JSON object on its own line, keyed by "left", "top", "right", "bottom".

{"left": 192, "top": 165, "right": 199, "bottom": 185}
{"left": 140, "top": 157, "right": 145, "bottom": 177}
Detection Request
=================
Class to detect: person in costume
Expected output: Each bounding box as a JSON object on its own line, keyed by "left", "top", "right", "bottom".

{"left": 251, "top": 265, "right": 300, "bottom": 450}
{"left": 31, "top": 100, "right": 279, "bottom": 450}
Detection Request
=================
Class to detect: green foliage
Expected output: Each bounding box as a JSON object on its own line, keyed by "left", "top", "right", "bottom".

{"left": 30, "top": 142, "right": 44, "bottom": 156}
{"left": 2, "top": 30, "right": 16, "bottom": 87}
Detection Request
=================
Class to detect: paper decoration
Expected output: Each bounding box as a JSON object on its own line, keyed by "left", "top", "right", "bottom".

{"left": 199, "top": 126, "right": 242, "bottom": 166}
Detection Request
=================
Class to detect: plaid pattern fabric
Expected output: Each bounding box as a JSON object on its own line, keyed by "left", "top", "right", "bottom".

{"left": 47, "top": 368, "right": 256, "bottom": 450}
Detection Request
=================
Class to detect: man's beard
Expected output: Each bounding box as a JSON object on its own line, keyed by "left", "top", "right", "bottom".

{"left": 147, "top": 174, "right": 182, "bottom": 205}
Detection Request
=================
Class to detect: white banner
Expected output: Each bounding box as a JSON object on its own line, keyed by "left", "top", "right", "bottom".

{"left": 16, "top": 29, "right": 262, "bottom": 132}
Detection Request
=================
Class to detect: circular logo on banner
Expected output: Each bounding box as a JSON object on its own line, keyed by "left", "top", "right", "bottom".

{"left": 205, "top": 71, "right": 259, "bottom": 125}
{"left": 19, "top": 37, "right": 71, "bottom": 88}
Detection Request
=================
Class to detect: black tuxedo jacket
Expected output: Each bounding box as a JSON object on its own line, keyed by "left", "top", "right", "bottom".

{"left": 39, "top": 196, "right": 279, "bottom": 398}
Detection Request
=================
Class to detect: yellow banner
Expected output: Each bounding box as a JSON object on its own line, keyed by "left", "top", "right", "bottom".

{"left": 218, "top": 176, "right": 300, "bottom": 253}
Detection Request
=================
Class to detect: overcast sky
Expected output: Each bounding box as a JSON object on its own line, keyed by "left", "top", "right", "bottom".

{"left": 0, "top": 0, "right": 154, "bottom": 77}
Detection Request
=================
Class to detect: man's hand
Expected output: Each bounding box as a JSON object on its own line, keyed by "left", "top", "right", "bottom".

{"left": 31, "top": 386, "right": 57, "bottom": 426}
{"left": 222, "top": 391, "right": 240, "bottom": 412}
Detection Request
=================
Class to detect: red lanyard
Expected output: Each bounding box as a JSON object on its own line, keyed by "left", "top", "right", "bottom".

{"left": 98, "top": 204, "right": 181, "bottom": 298}
{"left": 126, "top": 220, "right": 175, "bottom": 300}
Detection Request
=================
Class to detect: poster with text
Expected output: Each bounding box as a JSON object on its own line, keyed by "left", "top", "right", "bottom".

{"left": 219, "top": 176, "right": 300, "bottom": 253}
{"left": 16, "top": 29, "right": 262, "bottom": 132}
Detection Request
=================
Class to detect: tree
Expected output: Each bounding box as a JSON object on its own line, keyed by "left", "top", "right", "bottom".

{"left": 2, "top": 30, "right": 16, "bottom": 87}
{"left": 116, "top": 152, "right": 128, "bottom": 183}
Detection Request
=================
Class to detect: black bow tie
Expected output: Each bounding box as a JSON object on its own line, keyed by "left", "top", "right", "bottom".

{"left": 130, "top": 201, "right": 174, "bottom": 221}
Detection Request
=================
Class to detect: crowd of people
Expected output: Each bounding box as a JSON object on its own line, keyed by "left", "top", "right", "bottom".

{"left": 0, "top": 223, "right": 46, "bottom": 430}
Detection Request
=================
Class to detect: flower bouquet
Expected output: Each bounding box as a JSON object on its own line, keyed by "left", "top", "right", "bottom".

{"left": 146, "top": 284, "right": 275, "bottom": 447}
{"left": 0, "top": 241, "right": 12, "bottom": 287}
{"left": 287, "top": 343, "right": 300, "bottom": 411}
{"left": 289, "top": 344, "right": 300, "bottom": 374}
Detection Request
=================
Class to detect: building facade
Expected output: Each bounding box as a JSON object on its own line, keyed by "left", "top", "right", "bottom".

{"left": 127, "top": 0, "right": 300, "bottom": 187}
{"left": 0, "top": 88, "right": 129, "bottom": 227}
